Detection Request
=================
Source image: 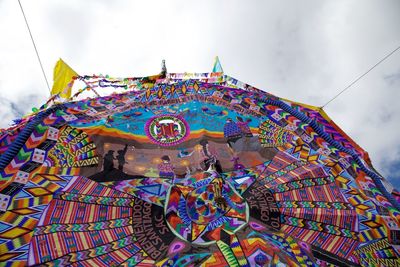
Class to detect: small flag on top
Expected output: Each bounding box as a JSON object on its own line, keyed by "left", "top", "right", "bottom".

{"left": 51, "top": 58, "right": 78, "bottom": 99}
{"left": 212, "top": 56, "right": 223, "bottom": 73}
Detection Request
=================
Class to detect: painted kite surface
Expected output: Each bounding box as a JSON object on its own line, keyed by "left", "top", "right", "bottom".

{"left": 0, "top": 70, "right": 400, "bottom": 266}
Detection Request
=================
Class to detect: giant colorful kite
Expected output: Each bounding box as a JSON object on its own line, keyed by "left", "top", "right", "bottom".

{"left": 1, "top": 59, "right": 400, "bottom": 266}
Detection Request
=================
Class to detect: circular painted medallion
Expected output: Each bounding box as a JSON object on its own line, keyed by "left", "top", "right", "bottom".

{"left": 165, "top": 175, "right": 248, "bottom": 245}
{"left": 145, "top": 114, "right": 189, "bottom": 146}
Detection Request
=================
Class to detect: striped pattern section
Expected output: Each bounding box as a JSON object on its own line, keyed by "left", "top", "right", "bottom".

{"left": 34, "top": 217, "right": 132, "bottom": 235}
{"left": 256, "top": 151, "right": 361, "bottom": 259}
{"left": 30, "top": 227, "right": 135, "bottom": 263}
{"left": 40, "top": 198, "right": 132, "bottom": 225}
{"left": 282, "top": 224, "right": 359, "bottom": 258}
{"left": 275, "top": 184, "right": 346, "bottom": 202}
{"left": 66, "top": 177, "right": 131, "bottom": 198}
{"left": 281, "top": 214, "right": 357, "bottom": 239}
{"left": 281, "top": 208, "right": 357, "bottom": 230}
{"left": 54, "top": 192, "right": 134, "bottom": 207}
{"left": 278, "top": 201, "right": 353, "bottom": 210}
{"left": 271, "top": 176, "right": 335, "bottom": 193}
{"left": 0, "top": 174, "right": 74, "bottom": 265}
{"left": 28, "top": 176, "right": 150, "bottom": 266}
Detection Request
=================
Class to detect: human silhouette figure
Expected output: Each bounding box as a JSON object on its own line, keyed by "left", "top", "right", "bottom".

{"left": 103, "top": 150, "right": 115, "bottom": 172}
{"left": 117, "top": 144, "right": 128, "bottom": 171}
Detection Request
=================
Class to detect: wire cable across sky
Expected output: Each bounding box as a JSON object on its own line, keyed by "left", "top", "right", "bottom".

{"left": 322, "top": 44, "right": 400, "bottom": 108}
{"left": 17, "top": 0, "right": 51, "bottom": 94}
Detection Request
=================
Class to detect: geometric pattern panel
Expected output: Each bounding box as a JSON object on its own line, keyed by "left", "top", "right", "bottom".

{"left": 0, "top": 71, "right": 399, "bottom": 266}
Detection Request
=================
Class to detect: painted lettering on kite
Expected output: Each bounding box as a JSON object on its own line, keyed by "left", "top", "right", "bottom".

{"left": 244, "top": 182, "right": 281, "bottom": 230}
{"left": 132, "top": 198, "right": 174, "bottom": 260}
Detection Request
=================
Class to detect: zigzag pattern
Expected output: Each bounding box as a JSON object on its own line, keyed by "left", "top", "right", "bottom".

{"left": 0, "top": 121, "right": 61, "bottom": 185}
{"left": 281, "top": 215, "right": 357, "bottom": 239}
{"left": 24, "top": 124, "right": 48, "bottom": 149}
{"left": 259, "top": 161, "right": 306, "bottom": 185}
{"left": 34, "top": 217, "right": 132, "bottom": 234}
{"left": 278, "top": 201, "right": 353, "bottom": 209}
{"left": 42, "top": 112, "right": 61, "bottom": 125}
{"left": 272, "top": 176, "right": 335, "bottom": 193}
{"left": 354, "top": 238, "right": 394, "bottom": 258}
{"left": 0, "top": 131, "right": 19, "bottom": 154}
{"left": 258, "top": 119, "right": 295, "bottom": 148}
{"left": 72, "top": 157, "right": 99, "bottom": 167}
{"left": 42, "top": 236, "right": 136, "bottom": 265}
{"left": 163, "top": 81, "right": 199, "bottom": 94}
{"left": 3, "top": 146, "right": 33, "bottom": 176}
{"left": 55, "top": 192, "right": 134, "bottom": 207}
{"left": 75, "top": 142, "right": 96, "bottom": 154}
{"left": 120, "top": 250, "right": 148, "bottom": 267}
{"left": 289, "top": 104, "right": 362, "bottom": 157}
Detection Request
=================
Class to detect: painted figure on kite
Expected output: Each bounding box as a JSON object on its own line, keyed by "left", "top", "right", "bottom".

{"left": 117, "top": 144, "right": 128, "bottom": 171}
{"left": 158, "top": 155, "right": 175, "bottom": 179}
{"left": 103, "top": 150, "right": 116, "bottom": 172}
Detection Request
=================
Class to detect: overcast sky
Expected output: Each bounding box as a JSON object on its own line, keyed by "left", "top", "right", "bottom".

{"left": 0, "top": 0, "right": 399, "bottom": 188}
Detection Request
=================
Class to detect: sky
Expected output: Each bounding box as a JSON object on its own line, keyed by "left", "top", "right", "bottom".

{"left": 0, "top": 0, "right": 399, "bottom": 188}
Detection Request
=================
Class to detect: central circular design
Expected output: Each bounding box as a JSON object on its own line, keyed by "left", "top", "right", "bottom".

{"left": 145, "top": 114, "right": 189, "bottom": 146}
{"left": 186, "top": 184, "right": 226, "bottom": 224}
{"left": 165, "top": 176, "right": 248, "bottom": 245}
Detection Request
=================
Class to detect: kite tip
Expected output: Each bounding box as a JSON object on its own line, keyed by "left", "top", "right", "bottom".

{"left": 161, "top": 59, "right": 167, "bottom": 76}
